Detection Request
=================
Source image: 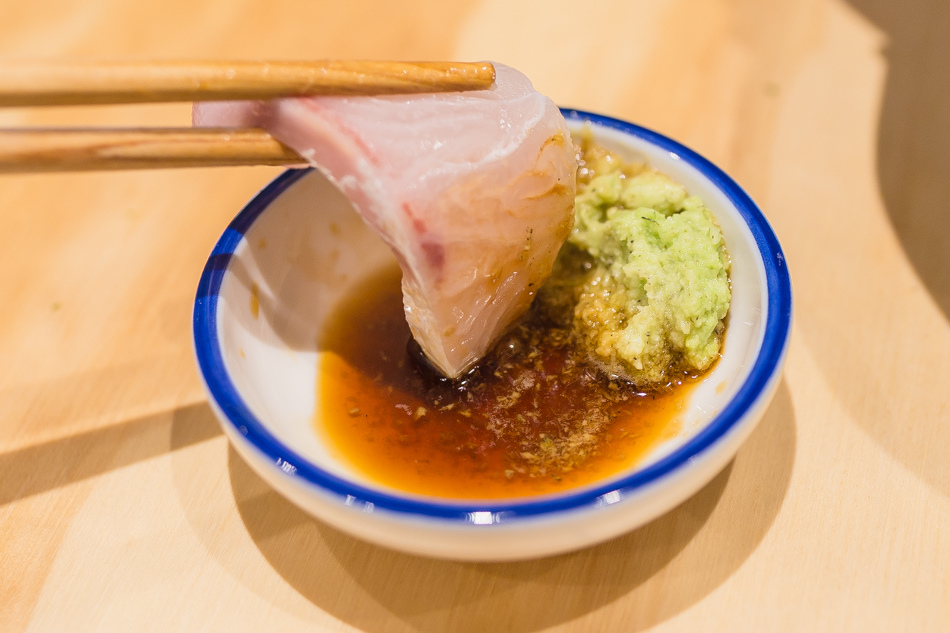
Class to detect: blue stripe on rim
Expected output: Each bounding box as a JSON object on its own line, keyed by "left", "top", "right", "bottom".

{"left": 193, "top": 110, "right": 792, "bottom": 522}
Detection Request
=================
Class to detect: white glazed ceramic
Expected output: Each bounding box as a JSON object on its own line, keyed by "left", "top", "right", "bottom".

{"left": 193, "top": 110, "right": 792, "bottom": 561}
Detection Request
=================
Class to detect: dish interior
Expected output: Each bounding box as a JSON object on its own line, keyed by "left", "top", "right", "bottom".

{"left": 213, "top": 121, "right": 767, "bottom": 498}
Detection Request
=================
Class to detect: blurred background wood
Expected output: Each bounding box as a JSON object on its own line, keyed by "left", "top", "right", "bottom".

{"left": 1, "top": 0, "right": 948, "bottom": 631}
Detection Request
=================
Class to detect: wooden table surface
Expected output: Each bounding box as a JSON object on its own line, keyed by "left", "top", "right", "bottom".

{"left": 2, "top": 0, "right": 948, "bottom": 630}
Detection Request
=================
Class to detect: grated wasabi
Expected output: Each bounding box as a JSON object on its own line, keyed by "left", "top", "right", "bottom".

{"left": 563, "top": 132, "right": 732, "bottom": 386}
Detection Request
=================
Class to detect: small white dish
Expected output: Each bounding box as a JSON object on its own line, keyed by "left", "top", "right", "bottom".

{"left": 193, "top": 110, "right": 792, "bottom": 561}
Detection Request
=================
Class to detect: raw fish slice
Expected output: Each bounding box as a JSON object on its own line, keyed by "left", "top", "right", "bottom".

{"left": 195, "top": 64, "right": 575, "bottom": 377}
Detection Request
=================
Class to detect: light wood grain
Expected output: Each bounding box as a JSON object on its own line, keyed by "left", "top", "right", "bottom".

{"left": 0, "top": 60, "right": 496, "bottom": 106}
{"left": 0, "top": 128, "right": 303, "bottom": 171}
{"left": 1, "top": 0, "right": 949, "bottom": 631}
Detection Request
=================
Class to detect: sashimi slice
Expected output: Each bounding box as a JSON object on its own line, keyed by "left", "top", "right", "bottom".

{"left": 195, "top": 64, "right": 576, "bottom": 378}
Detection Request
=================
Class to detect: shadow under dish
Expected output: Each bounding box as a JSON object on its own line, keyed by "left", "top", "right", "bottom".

{"left": 217, "top": 379, "right": 795, "bottom": 633}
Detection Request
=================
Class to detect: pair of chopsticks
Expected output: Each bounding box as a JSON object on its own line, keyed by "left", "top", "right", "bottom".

{"left": 0, "top": 61, "right": 495, "bottom": 172}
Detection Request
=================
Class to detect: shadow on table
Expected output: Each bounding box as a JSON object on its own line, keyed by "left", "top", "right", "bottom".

{"left": 229, "top": 381, "right": 795, "bottom": 632}
{"left": 846, "top": 0, "right": 950, "bottom": 320}
{"left": 0, "top": 401, "right": 219, "bottom": 507}
{"left": 793, "top": 0, "right": 950, "bottom": 498}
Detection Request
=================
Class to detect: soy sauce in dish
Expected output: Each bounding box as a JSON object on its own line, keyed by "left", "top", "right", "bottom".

{"left": 315, "top": 259, "right": 701, "bottom": 500}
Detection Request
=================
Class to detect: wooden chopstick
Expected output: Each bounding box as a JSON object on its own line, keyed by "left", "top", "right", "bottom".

{"left": 0, "top": 128, "right": 304, "bottom": 172}
{"left": 0, "top": 61, "right": 495, "bottom": 107}
{"left": 0, "top": 60, "right": 495, "bottom": 171}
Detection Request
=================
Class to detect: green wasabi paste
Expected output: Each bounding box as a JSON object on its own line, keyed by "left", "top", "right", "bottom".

{"left": 562, "top": 132, "right": 732, "bottom": 386}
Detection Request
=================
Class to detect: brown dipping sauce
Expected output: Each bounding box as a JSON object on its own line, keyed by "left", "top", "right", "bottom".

{"left": 316, "top": 253, "right": 702, "bottom": 499}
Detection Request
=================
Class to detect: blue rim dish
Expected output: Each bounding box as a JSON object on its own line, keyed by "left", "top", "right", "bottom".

{"left": 193, "top": 110, "right": 793, "bottom": 523}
